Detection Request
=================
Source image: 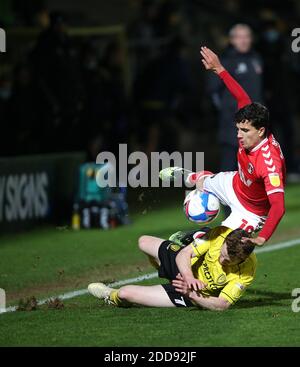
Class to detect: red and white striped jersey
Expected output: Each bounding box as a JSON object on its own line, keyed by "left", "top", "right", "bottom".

{"left": 233, "top": 133, "right": 286, "bottom": 216}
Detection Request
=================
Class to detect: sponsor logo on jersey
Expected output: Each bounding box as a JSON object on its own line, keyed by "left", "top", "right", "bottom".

{"left": 247, "top": 163, "right": 254, "bottom": 174}
{"left": 238, "top": 163, "right": 253, "bottom": 187}
{"left": 202, "top": 262, "right": 219, "bottom": 291}
{"left": 170, "top": 243, "right": 181, "bottom": 252}
{"left": 268, "top": 173, "right": 281, "bottom": 187}
{"left": 216, "top": 274, "right": 226, "bottom": 285}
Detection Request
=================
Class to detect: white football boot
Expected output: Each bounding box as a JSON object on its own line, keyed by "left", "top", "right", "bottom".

{"left": 159, "top": 167, "right": 213, "bottom": 188}
{"left": 88, "top": 283, "right": 116, "bottom": 304}
{"left": 159, "top": 166, "right": 185, "bottom": 180}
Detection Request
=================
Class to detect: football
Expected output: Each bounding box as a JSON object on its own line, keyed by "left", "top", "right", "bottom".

{"left": 183, "top": 189, "right": 220, "bottom": 224}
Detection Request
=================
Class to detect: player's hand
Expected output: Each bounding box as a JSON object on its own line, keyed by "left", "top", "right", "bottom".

{"left": 242, "top": 236, "right": 266, "bottom": 247}
{"left": 200, "top": 46, "right": 225, "bottom": 74}
{"left": 175, "top": 273, "right": 207, "bottom": 292}
{"left": 188, "top": 290, "right": 204, "bottom": 302}
{"left": 172, "top": 274, "right": 190, "bottom": 295}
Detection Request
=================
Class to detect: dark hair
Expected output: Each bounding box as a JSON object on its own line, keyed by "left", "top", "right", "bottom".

{"left": 235, "top": 102, "right": 270, "bottom": 135}
{"left": 225, "top": 229, "right": 255, "bottom": 261}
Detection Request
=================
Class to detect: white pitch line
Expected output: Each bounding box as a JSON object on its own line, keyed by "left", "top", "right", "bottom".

{"left": 2, "top": 237, "right": 300, "bottom": 314}
{"left": 255, "top": 238, "right": 300, "bottom": 254}
{"left": 2, "top": 273, "right": 158, "bottom": 314}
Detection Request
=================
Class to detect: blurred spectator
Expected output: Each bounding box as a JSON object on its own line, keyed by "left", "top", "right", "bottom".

{"left": 12, "top": 0, "right": 47, "bottom": 27}
{"left": 30, "top": 11, "right": 84, "bottom": 153}
{"left": 257, "top": 17, "right": 300, "bottom": 176}
{"left": 128, "top": 0, "right": 190, "bottom": 79}
{"left": 98, "top": 41, "right": 130, "bottom": 154}
{"left": 127, "top": 0, "right": 163, "bottom": 77}
{"left": 0, "top": 73, "right": 12, "bottom": 155}
{"left": 133, "top": 36, "right": 194, "bottom": 155}
{"left": 81, "top": 40, "right": 130, "bottom": 159}
{"left": 80, "top": 41, "right": 107, "bottom": 156}
{"left": 7, "top": 63, "right": 39, "bottom": 155}
{"left": 157, "top": 0, "right": 190, "bottom": 40}
{"left": 207, "top": 24, "right": 263, "bottom": 171}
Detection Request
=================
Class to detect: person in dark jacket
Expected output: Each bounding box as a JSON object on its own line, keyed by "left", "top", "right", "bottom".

{"left": 208, "top": 24, "right": 263, "bottom": 172}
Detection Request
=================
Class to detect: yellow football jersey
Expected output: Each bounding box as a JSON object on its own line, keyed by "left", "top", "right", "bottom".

{"left": 190, "top": 226, "right": 257, "bottom": 304}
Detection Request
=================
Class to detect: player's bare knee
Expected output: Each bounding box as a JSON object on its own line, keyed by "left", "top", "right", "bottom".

{"left": 138, "top": 235, "right": 155, "bottom": 252}
{"left": 138, "top": 235, "right": 149, "bottom": 251}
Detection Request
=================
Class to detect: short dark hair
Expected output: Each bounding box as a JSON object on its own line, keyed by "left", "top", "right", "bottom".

{"left": 235, "top": 102, "right": 270, "bottom": 134}
{"left": 225, "top": 229, "right": 255, "bottom": 261}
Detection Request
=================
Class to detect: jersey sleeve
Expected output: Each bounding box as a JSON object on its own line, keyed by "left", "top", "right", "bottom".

{"left": 192, "top": 238, "right": 210, "bottom": 257}
{"left": 259, "top": 192, "right": 285, "bottom": 241}
{"left": 219, "top": 281, "right": 248, "bottom": 304}
{"left": 219, "top": 257, "right": 256, "bottom": 304}
{"left": 218, "top": 70, "right": 252, "bottom": 109}
{"left": 258, "top": 151, "right": 285, "bottom": 195}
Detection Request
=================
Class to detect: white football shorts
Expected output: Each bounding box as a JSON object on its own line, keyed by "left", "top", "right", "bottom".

{"left": 203, "top": 171, "right": 266, "bottom": 233}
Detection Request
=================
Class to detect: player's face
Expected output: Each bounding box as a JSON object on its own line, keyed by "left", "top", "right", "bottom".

{"left": 219, "top": 243, "right": 241, "bottom": 267}
{"left": 230, "top": 27, "right": 252, "bottom": 53}
{"left": 236, "top": 120, "right": 265, "bottom": 150}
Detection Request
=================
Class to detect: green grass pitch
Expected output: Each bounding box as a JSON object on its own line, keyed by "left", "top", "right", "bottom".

{"left": 1, "top": 185, "right": 300, "bottom": 346}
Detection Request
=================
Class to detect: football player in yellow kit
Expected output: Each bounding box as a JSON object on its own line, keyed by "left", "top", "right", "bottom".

{"left": 88, "top": 226, "right": 256, "bottom": 311}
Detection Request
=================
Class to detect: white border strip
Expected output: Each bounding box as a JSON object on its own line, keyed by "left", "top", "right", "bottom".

{"left": 2, "top": 237, "right": 300, "bottom": 314}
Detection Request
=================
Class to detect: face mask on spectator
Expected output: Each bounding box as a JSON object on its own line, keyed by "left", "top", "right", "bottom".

{"left": 0, "top": 87, "right": 11, "bottom": 100}
{"left": 263, "top": 30, "right": 280, "bottom": 43}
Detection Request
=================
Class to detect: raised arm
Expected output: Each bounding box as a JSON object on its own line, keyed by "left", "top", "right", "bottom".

{"left": 200, "top": 46, "right": 251, "bottom": 109}
{"left": 247, "top": 192, "right": 285, "bottom": 246}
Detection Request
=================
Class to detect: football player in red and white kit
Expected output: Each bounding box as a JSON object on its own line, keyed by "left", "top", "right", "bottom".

{"left": 186, "top": 47, "right": 286, "bottom": 246}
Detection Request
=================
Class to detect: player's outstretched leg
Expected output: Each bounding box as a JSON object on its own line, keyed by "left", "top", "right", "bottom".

{"left": 88, "top": 282, "right": 131, "bottom": 307}
{"left": 117, "top": 285, "right": 175, "bottom": 307}
{"left": 159, "top": 166, "right": 192, "bottom": 182}
{"left": 88, "top": 283, "right": 175, "bottom": 307}
{"left": 185, "top": 170, "right": 214, "bottom": 187}
{"left": 159, "top": 167, "right": 214, "bottom": 188}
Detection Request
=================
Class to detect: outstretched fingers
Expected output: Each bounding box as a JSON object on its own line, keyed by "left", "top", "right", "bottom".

{"left": 200, "top": 47, "right": 209, "bottom": 61}
{"left": 200, "top": 47, "right": 214, "bottom": 69}
{"left": 201, "top": 58, "right": 209, "bottom": 69}
{"left": 200, "top": 46, "right": 223, "bottom": 74}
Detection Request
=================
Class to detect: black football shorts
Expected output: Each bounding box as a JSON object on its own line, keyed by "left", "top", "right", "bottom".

{"left": 158, "top": 240, "right": 194, "bottom": 307}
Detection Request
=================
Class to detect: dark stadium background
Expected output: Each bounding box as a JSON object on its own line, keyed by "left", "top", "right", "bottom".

{"left": 1, "top": 0, "right": 300, "bottom": 351}
{"left": 1, "top": 0, "right": 300, "bottom": 231}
